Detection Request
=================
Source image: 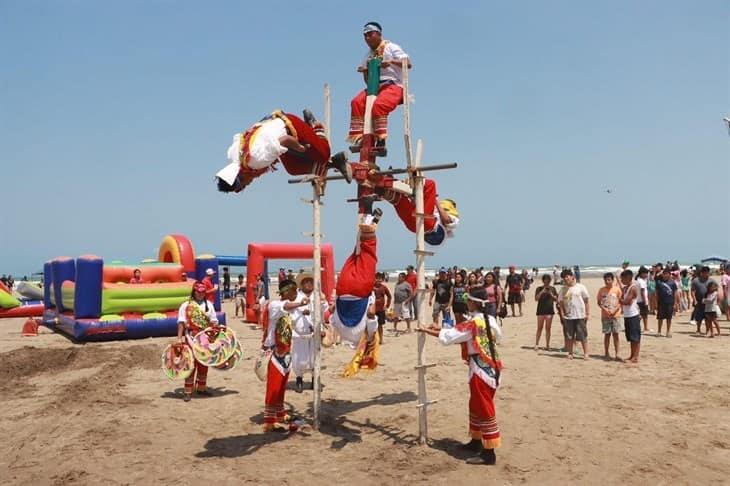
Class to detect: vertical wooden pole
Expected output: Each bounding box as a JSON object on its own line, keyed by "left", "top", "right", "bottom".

{"left": 311, "top": 84, "right": 330, "bottom": 430}
{"left": 413, "top": 139, "right": 429, "bottom": 445}
{"left": 402, "top": 59, "right": 413, "bottom": 169}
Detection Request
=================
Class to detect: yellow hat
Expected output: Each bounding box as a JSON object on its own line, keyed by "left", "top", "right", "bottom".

{"left": 439, "top": 199, "right": 459, "bottom": 219}
{"left": 295, "top": 271, "right": 314, "bottom": 287}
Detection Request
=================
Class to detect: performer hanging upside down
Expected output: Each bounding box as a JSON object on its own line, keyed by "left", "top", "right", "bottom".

{"left": 262, "top": 279, "right": 311, "bottom": 432}
{"left": 348, "top": 21, "right": 411, "bottom": 155}
{"left": 215, "top": 109, "right": 352, "bottom": 193}
{"left": 177, "top": 281, "right": 220, "bottom": 402}
{"left": 329, "top": 206, "right": 383, "bottom": 376}
{"left": 363, "top": 177, "right": 459, "bottom": 247}
{"left": 418, "top": 286, "right": 503, "bottom": 466}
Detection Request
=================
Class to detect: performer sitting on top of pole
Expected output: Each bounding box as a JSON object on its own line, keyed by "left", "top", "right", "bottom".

{"left": 215, "top": 109, "right": 352, "bottom": 193}
{"left": 329, "top": 201, "right": 383, "bottom": 376}
{"left": 348, "top": 21, "right": 411, "bottom": 157}
{"left": 363, "top": 177, "right": 460, "bottom": 247}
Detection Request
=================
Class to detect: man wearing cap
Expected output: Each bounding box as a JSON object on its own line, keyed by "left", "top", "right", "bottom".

{"left": 202, "top": 268, "right": 219, "bottom": 303}
{"left": 215, "top": 109, "right": 352, "bottom": 194}
{"left": 348, "top": 22, "right": 411, "bottom": 155}
{"left": 262, "top": 279, "right": 311, "bottom": 431}
{"left": 177, "top": 281, "right": 220, "bottom": 401}
{"left": 290, "top": 271, "right": 329, "bottom": 393}
{"left": 363, "top": 178, "right": 459, "bottom": 247}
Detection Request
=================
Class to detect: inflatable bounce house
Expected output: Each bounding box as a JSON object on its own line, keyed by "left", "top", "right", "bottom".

{"left": 0, "top": 281, "right": 45, "bottom": 318}
{"left": 42, "top": 234, "right": 226, "bottom": 342}
{"left": 244, "top": 243, "right": 336, "bottom": 323}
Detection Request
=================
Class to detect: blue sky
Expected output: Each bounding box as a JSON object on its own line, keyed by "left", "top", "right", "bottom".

{"left": 1, "top": 1, "right": 728, "bottom": 276}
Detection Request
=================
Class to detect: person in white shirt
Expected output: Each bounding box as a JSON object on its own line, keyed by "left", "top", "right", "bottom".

{"left": 215, "top": 109, "right": 351, "bottom": 193}
{"left": 635, "top": 266, "right": 651, "bottom": 333}
{"left": 261, "top": 279, "right": 310, "bottom": 432}
{"left": 556, "top": 269, "right": 590, "bottom": 360}
{"left": 417, "top": 287, "right": 503, "bottom": 465}
{"left": 290, "top": 272, "right": 329, "bottom": 392}
{"left": 347, "top": 21, "right": 411, "bottom": 155}
{"left": 620, "top": 269, "right": 642, "bottom": 363}
{"left": 176, "top": 281, "right": 220, "bottom": 401}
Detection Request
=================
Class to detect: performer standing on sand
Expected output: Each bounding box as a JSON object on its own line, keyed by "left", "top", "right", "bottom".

{"left": 176, "top": 281, "right": 220, "bottom": 402}
{"left": 215, "top": 109, "right": 352, "bottom": 193}
{"left": 261, "top": 279, "right": 311, "bottom": 432}
{"left": 418, "top": 286, "right": 503, "bottom": 465}
{"left": 290, "top": 271, "right": 329, "bottom": 393}
{"left": 348, "top": 21, "right": 411, "bottom": 156}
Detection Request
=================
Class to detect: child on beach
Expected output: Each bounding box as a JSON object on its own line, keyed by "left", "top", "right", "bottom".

{"left": 597, "top": 273, "right": 623, "bottom": 360}
{"left": 703, "top": 282, "right": 721, "bottom": 337}
{"left": 620, "top": 270, "right": 641, "bottom": 364}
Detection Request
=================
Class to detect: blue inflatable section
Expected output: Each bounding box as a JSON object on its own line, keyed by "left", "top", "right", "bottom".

{"left": 44, "top": 310, "right": 227, "bottom": 342}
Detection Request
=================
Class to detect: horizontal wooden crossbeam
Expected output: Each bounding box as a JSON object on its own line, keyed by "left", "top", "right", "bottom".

{"left": 287, "top": 162, "right": 458, "bottom": 184}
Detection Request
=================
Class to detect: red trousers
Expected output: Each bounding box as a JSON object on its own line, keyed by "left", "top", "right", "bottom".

{"left": 335, "top": 237, "right": 377, "bottom": 298}
{"left": 264, "top": 356, "right": 290, "bottom": 425}
{"left": 393, "top": 178, "right": 437, "bottom": 233}
{"left": 184, "top": 361, "right": 208, "bottom": 394}
{"left": 280, "top": 113, "right": 331, "bottom": 177}
{"left": 348, "top": 84, "right": 403, "bottom": 142}
{"left": 468, "top": 376, "right": 501, "bottom": 449}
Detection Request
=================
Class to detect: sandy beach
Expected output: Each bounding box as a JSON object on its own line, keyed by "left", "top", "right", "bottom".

{"left": 1, "top": 276, "right": 728, "bottom": 485}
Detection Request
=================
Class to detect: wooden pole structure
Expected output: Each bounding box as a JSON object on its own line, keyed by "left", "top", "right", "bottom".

{"left": 309, "top": 84, "right": 330, "bottom": 429}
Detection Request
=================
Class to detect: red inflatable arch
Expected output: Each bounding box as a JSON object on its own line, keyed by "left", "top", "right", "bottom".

{"left": 245, "top": 243, "right": 335, "bottom": 323}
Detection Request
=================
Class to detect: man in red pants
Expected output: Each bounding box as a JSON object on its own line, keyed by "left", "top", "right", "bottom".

{"left": 348, "top": 22, "right": 411, "bottom": 155}
{"left": 262, "top": 279, "right": 311, "bottom": 432}
{"left": 364, "top": 178, "right": 460, "bottom": 247}
{"left": 330, "top": 206, "right": 383, "bottom": 345}
{"left": 215, "top": 109, "right": 351, "bottom": 193}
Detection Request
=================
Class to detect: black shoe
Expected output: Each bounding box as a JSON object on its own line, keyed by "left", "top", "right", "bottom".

{"left": 349, "top": 143, "right": 362, "bottom": 153}
{"left": 459, "top": 439, "right": 482, "bottom": 452}
{"left": 371, "top": 207, "right": 383, "bottom": 225}
{"left": 329, "top": 151, "right": 352, "bottom": 183}
{"left": 196, "top": 389, "right": 212, "bottom": 397}
{"left": 359, "top": 194, "right": 380, "bottom": 216}
{"left": 183, "top": 394, "right": 191, "bottom": 402}
{"left": 302, "top": 109, "right": 317, "bottom": 126}
{"left": 465, "top": 449, "right": 496, "bottom": 465}
{"left": 295, "top": 377, "right": 303, "bottom": 393}
{"left": 374, "top": 139, "right": 387, "bottom": 157}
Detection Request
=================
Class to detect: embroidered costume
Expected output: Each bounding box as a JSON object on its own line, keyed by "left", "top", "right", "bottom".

{"left": 262, "top": 299, "right": 295, "bottom": 430}
{"left": 216, "top": 110, "right": 332, "bottom": 190}
{"left": 348, "top": 41, "right": 409, "bottom": 143}
{"left": 385, "top": 178, "right": 459, "bottom": 246}
{"left": 177, "top": 298, "right": 219, "bottom": 396}
{"left": 438, "top": 312, "right": 503, "bottom": 449}
{"left": 290, "top": 289, "right": 329, "bottom": 380}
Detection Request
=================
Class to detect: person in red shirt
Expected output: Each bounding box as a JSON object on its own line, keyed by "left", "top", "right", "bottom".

{"left": 373, "top": 272, "right": 392, "bottom": 344}
{"left": 129, "top": 268, "right": 144, "bottom": 284}
{"left": 202, "top": 268, "right": 219, "bottom": 303}
{"left": 405, "top": 265, "right": 418, "bottom": 320}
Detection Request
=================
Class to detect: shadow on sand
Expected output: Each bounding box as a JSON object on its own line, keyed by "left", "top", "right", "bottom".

{"left": 196, "top": 391, "right": 418, "bottom": 458}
